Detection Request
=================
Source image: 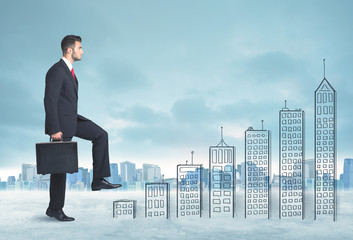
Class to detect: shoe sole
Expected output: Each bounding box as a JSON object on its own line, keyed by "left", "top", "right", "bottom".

{"left": 91, "top": 185, "right": 122, "bottom": 191}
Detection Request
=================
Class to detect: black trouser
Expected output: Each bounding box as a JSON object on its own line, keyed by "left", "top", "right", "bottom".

{"left": 49, "top": 118, "right": 111, "bottom": 210}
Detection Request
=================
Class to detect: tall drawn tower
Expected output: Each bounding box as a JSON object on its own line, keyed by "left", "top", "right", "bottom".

{"left": 245, "top": 122, "right": 271, "bottom": 219}
{"left": 209, "top": 127, "right": 235, "bottom": 218}
{"left": 314, "top": 60, "right": 336, "bottom": 221}
{"left": 279, "top": 101, "right": 304, "bottom": 219}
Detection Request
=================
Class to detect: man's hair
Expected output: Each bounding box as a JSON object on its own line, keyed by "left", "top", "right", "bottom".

{"left": 61, "top": 35, "right": 82, "bottom": 54}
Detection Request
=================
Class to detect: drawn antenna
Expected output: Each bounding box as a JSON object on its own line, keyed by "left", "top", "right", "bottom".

{"left": 221, "top": 126, "right": 224, "bottom": 142}
{"left": 282, "top": 100, "right": 289, "bottom": 110}
{"left": 217, "top": 126, "right": 229, "bottom": 147}
{"left": 261, "top": 120, "right": 264, "bottom": 130}
{"left": 323, "top": 59, "right": 326, "bottom": 78}
{"left": 191, "top": 151, "right": 194, "bottom": 165}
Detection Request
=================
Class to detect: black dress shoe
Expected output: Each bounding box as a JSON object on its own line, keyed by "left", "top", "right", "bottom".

{"left": 91, "top": 178, "right": 122, "bottom": 191}
{"left": 46, "top": 208, "right": 75, "bottom": 221}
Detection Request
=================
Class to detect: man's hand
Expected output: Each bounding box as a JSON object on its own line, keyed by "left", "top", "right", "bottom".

{"left": 51, "top": 131, "right": 63, "bottom": 141}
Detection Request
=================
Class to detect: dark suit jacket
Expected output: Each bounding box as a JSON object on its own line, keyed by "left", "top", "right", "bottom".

{"left": 44, "top": 59, "right": 88, "bottom": 138}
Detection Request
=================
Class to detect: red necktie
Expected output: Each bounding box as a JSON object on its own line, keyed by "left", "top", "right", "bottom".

{"left": 71, "top": 68, "right": 75, "bottom": 79}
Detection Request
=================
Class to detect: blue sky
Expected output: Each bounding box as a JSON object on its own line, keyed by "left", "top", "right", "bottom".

{"left": 1, "top": 0, "right": 352, "bottom": 179}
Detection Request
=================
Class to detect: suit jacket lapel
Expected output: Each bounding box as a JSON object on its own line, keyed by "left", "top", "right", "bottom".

{"left": 74, "top": 75, "right": 78, "bottom": 93}
{"left": 59, "top": 59, "right": 78, "bottom": 96}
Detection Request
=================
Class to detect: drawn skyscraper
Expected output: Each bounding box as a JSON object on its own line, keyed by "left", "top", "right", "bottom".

{"left": 177, "top": 151, "right": 202, "bottom": 217}
{"left": 245, "top": 122, "right": 270, "bottom": 219}
{"left": 145, "top": 182, "right": 170, "bottom": 219}
{"left": 279, "top": 101, "right": 304, "bottom": 219}
{"left": 314, "top": 60, "right": 336, "bottom": 221}
{"left": 209, "top": 128, "right": 235, "bottom": 218}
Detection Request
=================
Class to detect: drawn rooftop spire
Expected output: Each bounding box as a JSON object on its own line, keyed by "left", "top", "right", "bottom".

{"left": 191, "top": 151, "right": 194, "bottom": 165}
{"left": 217, "top": 127, "right": 229, "bottom": 147}
{"left": 282, "top": 100, "right": 289, "bottom": 110}
{"left": 316, "top": 59, "right": 335, "bottom": 93}
{"left": 316, "top": 76, "right": 336, "bottom": 93}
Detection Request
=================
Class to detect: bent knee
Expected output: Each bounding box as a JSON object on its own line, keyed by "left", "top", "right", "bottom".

{"left": 94, "top": 130, "right": 108, "bottom": 141}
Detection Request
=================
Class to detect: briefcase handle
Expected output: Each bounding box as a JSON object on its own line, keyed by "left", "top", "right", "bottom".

{"left": 49, "top": 137, "right": 63, "bottom": 142}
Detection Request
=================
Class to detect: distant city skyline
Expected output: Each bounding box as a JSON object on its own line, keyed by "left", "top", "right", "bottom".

{"left": 2, "top": 157, "right": 353, "bottom": 192}
{"left": 1, "top": 156, "right": 352, "bottom": 183}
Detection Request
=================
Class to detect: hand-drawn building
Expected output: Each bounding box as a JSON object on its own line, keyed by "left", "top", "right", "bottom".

{"left": 314, "top": 65, "right": 337, "bottom": 221}
{"left": 209, "top": 128, "right": 235, "bottom": 218}
{"left": 279, "top": 101, "right": 304, "bottom": 219}
{"left": 245, "top": 124, "right": 270, "bottom": 218}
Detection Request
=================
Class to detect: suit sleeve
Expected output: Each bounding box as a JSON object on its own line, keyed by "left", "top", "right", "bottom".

{"left": 44, "top": 66, "right": 63, "bottom": 135}
{"left": 77, "top": 114, "right": 90, "bottom": 121}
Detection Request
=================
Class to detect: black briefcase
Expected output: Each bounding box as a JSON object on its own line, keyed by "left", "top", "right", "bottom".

{"left": 35, "top": 140, "right": 78, "bottom": 175}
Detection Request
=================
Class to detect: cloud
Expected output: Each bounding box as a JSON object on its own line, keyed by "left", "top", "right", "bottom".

{"left": 121, "top": 105, "right": 170, "bottom": 125}
{"left": 171, "top": 98, "right": 218, "bottom": 124}
{"left": 229, "top": 51, "right": 313, "bottom": 93}
{"left": 104, "top": 97, "right": 284, "bottom": 150}
{"left": 0, "top": 79, "right": 43, "bottom": 129}
{"left": 96, "top": 61, "right": 152, "bottom": 94}
{"left": 237, "top": 52, "right": 308, "bottom": 80}
{"left": 103, "top": 100, "right": 220, "bottom": 149}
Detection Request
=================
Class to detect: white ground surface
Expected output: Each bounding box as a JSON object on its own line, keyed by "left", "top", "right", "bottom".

{"left": 0, "top": 190, "right": 352, "bottom": 240}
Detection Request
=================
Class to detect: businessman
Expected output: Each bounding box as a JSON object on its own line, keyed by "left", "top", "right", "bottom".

{"left": 44, "top": 35, "right": 121, "bottom": 222}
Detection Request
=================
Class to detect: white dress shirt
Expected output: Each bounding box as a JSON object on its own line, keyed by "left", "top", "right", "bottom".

{"left": 61, "top": 56, "right": 73, "bottom": 71}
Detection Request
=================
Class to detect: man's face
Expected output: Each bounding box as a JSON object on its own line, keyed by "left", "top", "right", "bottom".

{"left": 71, "top": 41, "right": 83, "bottom": 62}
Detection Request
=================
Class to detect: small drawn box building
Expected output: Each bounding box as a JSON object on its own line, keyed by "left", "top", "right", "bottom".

{"left": 113, "top": 199, "right": 137, "bottom": 219}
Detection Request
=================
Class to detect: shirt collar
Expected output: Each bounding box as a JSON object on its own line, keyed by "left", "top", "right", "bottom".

{"left": 61, "top": 57, "right": 73, "bottom": 71}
